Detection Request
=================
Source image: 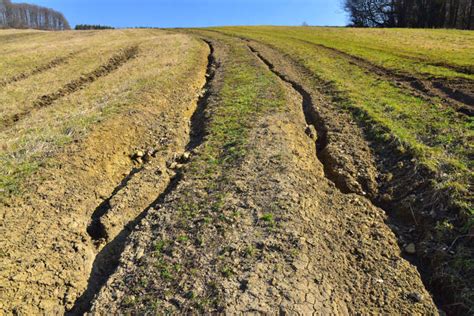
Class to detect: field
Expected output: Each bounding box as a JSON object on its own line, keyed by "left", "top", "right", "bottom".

{"left": 0, "top": 27, "right": 472, "bottom": 314}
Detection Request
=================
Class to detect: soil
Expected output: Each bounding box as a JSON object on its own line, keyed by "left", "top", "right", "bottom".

{"left": 2, "top": 30, "right": 466, "bottom": 315}
{"left": 88, "top": 34, "right": 438, "bottom": 314}
{"left": 0, "top": 40, "right": 208, "bottom": 314}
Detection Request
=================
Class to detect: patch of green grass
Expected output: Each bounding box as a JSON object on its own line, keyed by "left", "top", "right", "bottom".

{"left": 214, "top": 27, "right": 472, "bottom": 215}
{"left": 260, "top": 213, "right": 274, "bottom": 222}
{"left": 213, "top": 26, "right": 473, "bottom": 312}
{"left": 215, "top": 26, "right": 474, "bottom": 80}
{"left": 221, "top": 266, "right": 234, "bottom": 278}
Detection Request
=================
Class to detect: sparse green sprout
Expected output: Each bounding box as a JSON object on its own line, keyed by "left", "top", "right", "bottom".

{"left": 244, "top": 245, "right": 256, "bottom": 257}
{"left": 260, "top": 213, "right": 276, "bottom": 227}
{"left": 154, "top": 240, "right": 168, "bottom": 254}
{"left": 221, "top": 266, "right": 234, "bottom": 278}
{"left": 177, "top": 235, "right": 189, "bottom": 243}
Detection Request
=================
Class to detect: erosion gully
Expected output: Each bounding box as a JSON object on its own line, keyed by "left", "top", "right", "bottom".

{"left": 67, "top": 40, "right": 216, "bottom": 315}
{"left": 247, "top": 44, "right": 442, "bottom": 310}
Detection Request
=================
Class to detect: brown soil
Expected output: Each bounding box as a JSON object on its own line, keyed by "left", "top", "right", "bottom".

{"left": 241, "top": 38, "right": 471, "bottom": 314}
{"left": 1, "top": 46, "right": 138, "bottom": 129}
{"left": 0, "top": 42, "right": 208, "bottom": 314}
{"left": 89, "top": 35, "right": 437, "bottom": 315}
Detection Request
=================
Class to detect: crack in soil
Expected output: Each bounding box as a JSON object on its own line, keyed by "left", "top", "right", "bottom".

{"left": 248, "top": 45, "right": 345, "bottom": 192}
{"left": 294, "top": 38, "right": 473, "bottom": 116}
{"left": 2, "top": 46, "right": 139, "bottom": 130}
{"left": 87, "top": 166, "right": 144, "bottom": 244}
{"left": 248, "top": 43, "right": 441, "bottom": 307}
{"left": 67, "top": 40, "right": 217, "bottom": 316}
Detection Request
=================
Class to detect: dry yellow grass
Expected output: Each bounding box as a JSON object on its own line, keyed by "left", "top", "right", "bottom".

{"left": 0, "top": 29, "right": 206, "bottom": 197}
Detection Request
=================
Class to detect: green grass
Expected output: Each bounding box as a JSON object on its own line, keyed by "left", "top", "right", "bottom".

{"left": 212, "top": 26, "right": 473, "bottom": 312}
{"left": 215, "top": 26, "right": 474, "bottom": 80}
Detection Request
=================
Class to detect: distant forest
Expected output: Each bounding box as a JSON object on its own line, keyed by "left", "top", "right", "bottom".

{"left": 0, "top": 0, "right": 70, "bottom": 30}
{"left": 344, "top": 0, "right": 474, "bottom": 29}
{"left": 75, "top": 24, "right": 115, "bottom": 30}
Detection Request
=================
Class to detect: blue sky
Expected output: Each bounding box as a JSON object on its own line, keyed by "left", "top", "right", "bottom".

{"left": 25, "top": 0, "right": 347, "bottom": 28}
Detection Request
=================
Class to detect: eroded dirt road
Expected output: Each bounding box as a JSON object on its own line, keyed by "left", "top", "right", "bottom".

{"left": 89, "top": 32, "right": 438, "bottom": 314}
{"left": 1, "top": 30, "right": 441, "bottom": 314}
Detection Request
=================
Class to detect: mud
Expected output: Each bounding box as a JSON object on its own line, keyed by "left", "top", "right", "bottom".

{"left": 88, "top": 34, "right": 437, "bottom": 315}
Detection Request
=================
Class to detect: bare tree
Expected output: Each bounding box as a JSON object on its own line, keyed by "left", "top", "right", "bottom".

{"left": 344, "top": 0, "right": 474, "bottom": 29}
{"left": 0, "top": 0, "right": 70, "bottom": 30}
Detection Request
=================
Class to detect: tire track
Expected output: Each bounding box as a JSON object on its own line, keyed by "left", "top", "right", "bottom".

{"left": 1, "top": 46, "right": 139, "bottom": 130}
{"left": 246, "top": 42, "right": 474, "bottom": 313}
{"left": 0, "top": 53, "right": 73, "bottom": 88}
{"left": 68, "top": 40, "right": 216, "bottom": 315}
{"left": 248, "top": 43, "right": 438, "bottom": 306}
{"left": 248, "top": 44, "right": 378, "bottom": 196}
{"left": 294, "top": 38, "right": 473, "bottom": 116}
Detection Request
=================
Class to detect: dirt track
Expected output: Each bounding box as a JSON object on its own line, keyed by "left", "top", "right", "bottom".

{"left": 0, "top": 30, "right": 452, "bottom": 314}
{"left": 88, "top": 33, "right": 437, "bottom": 314}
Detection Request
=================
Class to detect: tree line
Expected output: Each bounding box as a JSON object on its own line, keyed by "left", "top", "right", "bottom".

{"left": 75, "top": 24, "right": 115, "bottom": 30}
{"left": 344, "top": 0, "right": 473, "bottom": 29}
{"left": 0, "top": 0, "right": 70, "bottom": 30}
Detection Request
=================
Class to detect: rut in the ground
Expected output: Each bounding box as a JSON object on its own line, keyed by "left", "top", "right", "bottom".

{"left": 87, "top": 34, "right": 437, "bottom": 315}
{"left": 294, "top": 38, "right": 473, "bottom": 116}
{"left": 1, "top": 46, "right": 139, "bottom": 130}
{"left": 248, "top": 41, "right": 445, "bottom": 306}
{"left": 246, "top": 40, "right": 472, "bottom": 309}
{"left": 0, "top": 53, "right": 73, "bottom": 88}
{"left": 68, "top": 41, "right": 217, "bottom": 315}
{"left": 247, "top": 45, "right": 343, "bottom": 192}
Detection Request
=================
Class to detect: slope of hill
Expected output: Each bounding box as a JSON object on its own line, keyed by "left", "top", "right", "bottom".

{"left": 0, "top": 27, "right": 472, "bottom": 315}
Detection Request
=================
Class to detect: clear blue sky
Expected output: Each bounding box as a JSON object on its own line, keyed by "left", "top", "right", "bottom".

{"left": 25, "top": 0, "right": 347, "bottom": 28}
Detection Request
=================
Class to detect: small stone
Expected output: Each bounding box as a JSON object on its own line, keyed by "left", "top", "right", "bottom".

{"left": 407, "top": 292, "right": 422, "bottom": 303}
{"left": 404, "top": 243, "right": 416, "bottom": 254}
{"left": 136, "top": 247, "right": 145, "bottom": 260}
{"left": 305, "top": 125, "right": 317, "bottom": 141}
{"left": 134, "top": 150, "right": 144, "bottom": 158}
{"left": 169, "top": 162, "right": 178, "bottom": 169}
{"left": 181, "top": 152, "right": 191, "bottom": 162}
{"left": 143, "top": 152, "right": 152, "bottom": 162}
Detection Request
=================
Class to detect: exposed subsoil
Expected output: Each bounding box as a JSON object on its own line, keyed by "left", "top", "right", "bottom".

{"left": 67, "top": 40, "right": 217, "bottom": 316}
{"left": 1, "top": 46, "right": 139, "bottom": 129}
{"left": 296, "top": 39, "right": 474, "bottom": 116}
{"left": 1, "top": 30, "right": 467, "bottom": 315}
{"left": 88, "top": 34, "right": 437, "bottom": 314}
{"left": 0, "top": 40, "right": 208, "bottom": 314}
{"left": 242, "top": 39, "right": 471, "bottom": 314}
